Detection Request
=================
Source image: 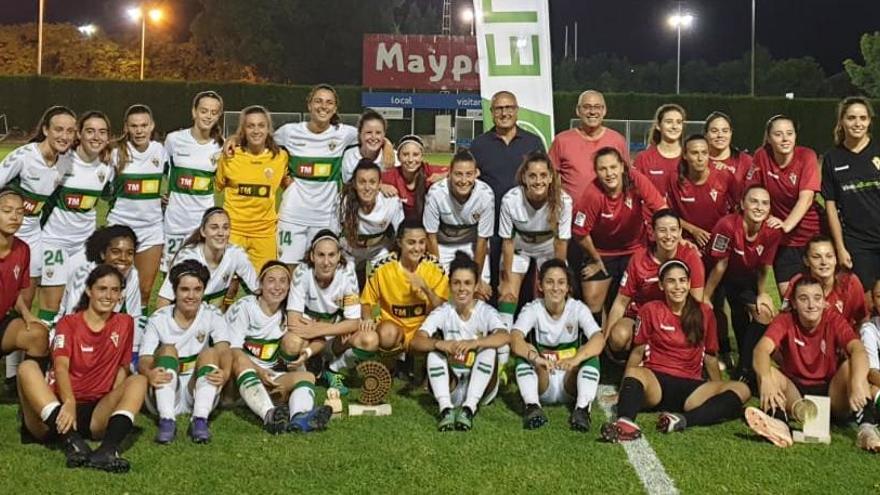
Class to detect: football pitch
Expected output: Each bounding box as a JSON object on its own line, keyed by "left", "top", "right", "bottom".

{"left": 1, "top": 143, "right": 879, "bottom": 493}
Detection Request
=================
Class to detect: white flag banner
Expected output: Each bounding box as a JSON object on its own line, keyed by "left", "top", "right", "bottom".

{"left": 472, "top": 0, "right": 555, "bottom": 148}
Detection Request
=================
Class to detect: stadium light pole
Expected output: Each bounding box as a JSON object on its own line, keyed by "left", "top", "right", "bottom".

{"left": 78, "top": 24, "right": 97, "bottom": 37}
{"left": 751, "top": 0, "right": 756, "bottom": 96}
{"left": 127, "top": 6, "right": 163, "bottom": 80}
{"left": 460, "top": 7, "right": 475, "bottom": 36}
{"left": 667, "top": 9, "right": 694, "bottom": 95}
{"left": 37, "top": 0, "right": 44, "bottom": 75}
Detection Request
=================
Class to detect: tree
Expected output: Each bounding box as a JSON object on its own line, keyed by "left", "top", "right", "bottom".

{"left": 844, "top": 32, "right": 880, "bottom": 97}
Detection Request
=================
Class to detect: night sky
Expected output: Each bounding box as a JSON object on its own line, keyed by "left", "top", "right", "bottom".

{"left": 2, "top": 0, "right": 879, "bottom": 74}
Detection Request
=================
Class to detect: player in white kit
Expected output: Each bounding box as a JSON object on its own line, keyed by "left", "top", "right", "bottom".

{"left": 511, "top": 259, "right": 604, "bottom": 431}
{"left": 340, "top": 109, "right": 395, "bottom": 182}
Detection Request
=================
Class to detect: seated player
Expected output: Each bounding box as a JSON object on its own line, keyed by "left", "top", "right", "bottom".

{"left": 747, "top": 275, "right": 880, "bottom": 451}
{"left": 601, "top": 260, "right": 749, "bottom": 442}
{"left": 228, "top": 261, "right": 333, "bottom": 434}
{"left": 411, "top": 251, "right": 509, "bottom": 431}
{"left": 286, "top": 231, "right": 361, "bottom": 396}
{"left": 17, "top": 264, "right": 147, "bottom": 473}
{"left": 510, "top": 259, "right": 604, "bottom": 431}
{"left": 157, "top": 207, "right": 259, "bottom": 309}
{"left": 139, "top": 260, "right": 232, "bottom": 444}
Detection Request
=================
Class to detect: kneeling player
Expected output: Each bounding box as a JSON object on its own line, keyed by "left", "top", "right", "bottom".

{"left": 748, "top": 275, "right": 880, "bottom": 451}
{"left": 510, "top": 259, "right": 603, "bottom": 431}
{"left": 229, "top": 261, "right": 332, "bottom": 433}
{"left": 18, "top": 264, "right": 147, "bottom": 473}
{"left": 601, "top": 260, "right": 749, "bottom": 442}
{"left": 411, "top": 252, "right": 509, "bottom": 431}
{"left": 139, "top": 260, "right": 232, "bottom": 444}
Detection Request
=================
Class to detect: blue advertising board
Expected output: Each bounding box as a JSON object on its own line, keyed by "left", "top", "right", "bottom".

{"left": 362, "top": 92, "right": 482, "bottom": 110}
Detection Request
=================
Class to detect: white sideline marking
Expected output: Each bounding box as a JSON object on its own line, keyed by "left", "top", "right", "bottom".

{"left": 598, "top": 384, "right": 679, "bottom": 495}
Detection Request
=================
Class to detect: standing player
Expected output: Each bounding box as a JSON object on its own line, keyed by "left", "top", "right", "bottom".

{"left": 704, "top": 185, "right": 782, "bottom": 381}
{"left": 140, "top": 260, "right": 232, "bottom": 444}
{"left": 38, "top": 111, "right": 114, "bottom": 325}
{"left": 705, "top": 111, "right": 752, "bottom": 191}
{"left": 381, "top": 135, "right": 447, "bottom": 221}
{"left": 163, "top": 90, "right": 224, "bottom": 270}
{"left": 156, "top": 208, "right": 258, "bottom": 309}
{"left": 107, "top": 104, "right": 167, "bottom": 306}
{"left": 823, "top": 97, "right": 880, "bottom": 296}
{"left": 572, "top": 147, "right": 666, "bottom": 326}
{"left": 747, "top": 275, "right": 880, "bottom": 451}
{"left": 604, "top": 210, "right": 705, "bottom": 357}
{"left": 411, "top": 252, "right": 509, "bottom": 431}
{"left": 341, "top": 109, "right": 395, "bottom": 182}
{"left": 746, "top": 115, "right": 822, "bottom": 295}
{"left": 498, "top": 151, "right": 572, "bottom": 330}
{"left": 510, "top": 259, "right": 603, "bottom": 431}
{"left": 0, "top": 106, "right": 76, "bottom": 388}
{"left": 17, "top": 265, "right": 147, "bottom": 472}
{"left": 633, "top": 104, "right": 686, "bottom": 197}
{"left": 215, "top": 105, "right": 287, "bottom": 272}
{"left": 601, "top": 260, "right": 750, "bottom": 442}
{"left": 423, "top": 149, "right": 494, "bottom": 297}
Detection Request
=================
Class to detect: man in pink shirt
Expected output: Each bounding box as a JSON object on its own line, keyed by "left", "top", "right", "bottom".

{"left": 549, "top": 90, "right": 630, "bottom": 200}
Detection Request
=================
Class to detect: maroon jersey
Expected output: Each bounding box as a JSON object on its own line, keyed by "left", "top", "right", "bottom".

{"left": 619, "top": 244, "right": 706, "bottom": 312}
{"left": 782, "top": 272, "right": 867, "bottom": 327}
{"left": 572, "top": 170, "right": 666, "bottom": 256}
{"left": 745, "top": 146, "right": 821, "bottom": 247}
{"left": 381, "top": 163, "right": 446, "bottom": 221}
{"left": 764, "top": 308, "right": 858, "bottom": 386}
{"left": 710, "top": 151, "right": 753, "bottom": 195}
{"left": 634, "top": 300, "right": 718, "bottom": 380}
{"left": 666, "top": 168, "right": 737, "bottom": 236}
{"left": 709, "top": 213, "right": 783, "bottom": 283}
{"left": 633, "top": 145, "right": 681, "bottom": 197}
{"left": 0, "top": 237, "right": 29, "bottom": 317}
{"left": 51, "top": 312, "right": 134, "bottom": 403}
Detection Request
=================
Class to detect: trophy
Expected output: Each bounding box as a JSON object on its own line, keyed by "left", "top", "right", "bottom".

{"left": 791, "top": 395, "right": 831, "bottom": 444}
{"left": 348, "top": 361, "right": 393, "bottom": 416}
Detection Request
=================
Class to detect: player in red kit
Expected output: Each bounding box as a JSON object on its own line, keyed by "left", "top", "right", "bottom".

{"left": 633, "top": 104, "right": 686, "bottom": 197}
{"left": 17, "top": 264, "right": 147, "bottom": 472}
{"left": 600, "top": 260, "right": 750, "bottom": 442}
{"left": 704, "top": 111, "right": 752, "bottom": 191}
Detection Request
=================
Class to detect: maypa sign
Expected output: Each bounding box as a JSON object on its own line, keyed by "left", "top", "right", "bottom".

{"left": 362, "top": 34, "right": 479, "bottom": 90}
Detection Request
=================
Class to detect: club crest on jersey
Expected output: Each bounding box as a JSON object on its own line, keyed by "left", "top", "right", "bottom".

{"left": 835, "top": 300, "right": 844, "bottom": 314}
{"left": 110, "top": 331, "right": 119, "bottom": 348}
{"left": 97, "top": 170, "right": 107, "bottom": 183}
{"left": 222, "top": 273, "right": 230, "bottom": 284}
{"left": 789, "top": 172, "right": 797, "bottom": 185}
{"left": 565, "top": 323, "right": 575, "bottom": 334}
{"left": 873, "top": 157, "right": 880, "bottom": 170}
{"left": 152, "top": 157, "right": 161, "bottom": 168}
{"left": 45, "top": 268, "right": 54, "bottom": 279}
{"left": 197, "top": 330, "right": 207, "bottom": 343}
{"left": 472, "top": 213, "right": 480, "bottom": 222}
{"left": 328, "top": 140, "right": 339, "bottom": 152}
{"left": 820, "top": 339, "right": 827, "bottom": 355}
{"left": 264, "top": 167, "right": 275, "bottom": 180}
{"left": 210, "top": 152, "right": 221, "bottom": 167}
{"left": 13, "top": 265, "right": 21, "bottom": 280}
{"left": 756, "top": 245, "right": 764, "bottom": 256}
{"left": 709, "top": 189, "right": 718, "bottom": 202}
{"left": 624, "top": 197, "right": 633, "bottom": 209}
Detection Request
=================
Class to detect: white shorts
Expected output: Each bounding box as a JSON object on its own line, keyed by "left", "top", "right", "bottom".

{"left": 506, "top": 249, "right": 554, "bottom": 275}
{"left": 145, "top": 373, "right": 196, "bottom": 416}
{"left": 438, "top": 243, "right": 490, "bottom": 283}
{"left": 131, "top": 222, "right": 165, "bottom": 252}
{"left": 161, "top": 233, "right": 188, "bottom": 273}
{"left": 539, "top": 369, "right": 573, "bottom": 405}
{"left": 40, "top": 244, "right": 85, "bottom": 287}
{"left": 25, "top": 235, "right": 42, "bottom": 278}
{"left": 278, "top": 222, "right": 334, "bottom": 264}
{"left": 343, "top": 242, "right": 391, "bottom": 270}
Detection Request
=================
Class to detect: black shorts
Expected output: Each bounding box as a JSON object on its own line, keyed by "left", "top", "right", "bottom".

{"left": 583, "top": 254, "right": 630, "bottom": 283}
{"left": 0, "top": 313, "right": 14, "bottom": 351}
{"left": 773, "top": 245, "right": 807, "bottom": 283}
{"left": 42, "top": 402, "right": 97, "bottom": 442}
{"left": 650, "top": 370, "right": 705, "bottom": 413}
{"left": 722, "top": 278, "right": 758, "bottom": 307}
{"left": 794, "top": 380, "right": 830, "bottom": 397}
{"left": 849, "top": 245, "right": 880, "bottom": 291}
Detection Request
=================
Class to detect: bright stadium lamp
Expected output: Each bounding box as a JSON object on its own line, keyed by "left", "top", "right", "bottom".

{"left": 127, "top": 5, "right": 165, "bottom": 80}
{"left": 460, "top": 7, "right": 475, "bottom": 36}
{"left": 148, "top": 8, "right": 163, "bottom": 22}
{"left": 78, "top": 24, "right": 97, "bottom": 36}
{"left": 667, "top": 8, "right": 694, "bottom": 95}
{"left": 127, "top": 7, "right": 142, "bottom": 21}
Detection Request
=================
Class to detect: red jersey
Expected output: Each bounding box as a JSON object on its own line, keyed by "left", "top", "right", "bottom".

{"left": 745, "top": 146, "right": 821, "bottom": 247}
{"left": 571, "top": 170, "right": 666, "bottom": 256}
{"left": 634, "top": 301, "right": 718, "bottom": 380}
{"left": 51, "top": 312, "right": 134, "bottom": 403}
{"left": 710, "top": 151, "right": 753, "bottom": 195}
{"left": 381, "top": 163, "right": 446, "bottom": 221}
{"left": 666, "top": 168, "right": 737, "bottom": 235}
{"left": 0, "top": 237, "right": 29, "bottom": 317}
{"left": 548, "top": 127, "right": 630, "bottom": 200}
{"left": 782, "top": 272, "right": 867, "bottom": 326}
{"left": 709, "top": 213, "right": 782, "bottom": 283}
{"left": 619, "top": 244, "right": 706, "bottom": 311}
{"left": 763, "top": 309, "right": 858, "bottom": 386}
{"left": 633, "top": 145, "right": 681, "bottom": 197}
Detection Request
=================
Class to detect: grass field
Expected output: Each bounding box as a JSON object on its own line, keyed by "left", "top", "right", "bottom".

{"left": 2, "top": 142, "right": 880, "bottom": 494}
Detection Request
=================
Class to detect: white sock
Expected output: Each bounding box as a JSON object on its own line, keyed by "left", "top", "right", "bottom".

{"left": 289, "top": 382, "right": 315, "bottom": 417}
{"left": 5, "top": 350, "right": 21, "bottom": 378}
{"left": 463, "top": 348, "right": 496, "bottom": 413}
{"left": 515, "top": 361, "right": 540, "bottom": 405}
{"left": 497, "top": 345, "right": 510, "bottom": 367}
{"left": 40, "top": 401, "right": 61, "bottom": 422}
{"left": 237, "top": 370, "right": 274, "bottom": 420}
{"left": 154, "top": 369, "right": 179, "bottom": 420}
{"left": 427, "top": 351, "right": 453, "bottom": 411}
{"left": 192, "top": 365, "right": 219, "bottom": 419}
{"left": 576, "top": 362, "right": 600, "bottom": 409}
{"left": 329, "top": 348, "right": 358, "bottom": 373}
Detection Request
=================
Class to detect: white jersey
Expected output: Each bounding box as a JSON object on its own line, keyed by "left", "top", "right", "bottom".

{"left": 107, "top": 141, "right": 168, "bottom": 229}
{"left": 423, "top": 178, "right": 495, "bottom": 245}
{"left": 141, "top": 303, "right": 232, "bottom": 375}
{"left": 341, "top": 145, "right": 383, "bottom": 183}
{"left": 861, "top": 317, "right": 880, "bottom": 370}
{"left": 342, "top": 193, "right": 404, "bottom": 248}
{"left": 0, "top": 143, "right": 70, "bottom": 243}
{"left": 513, "top": 298, "right": 600, "bottom": 350}
{"left": 42, "top": 151, "right": 114, "bottom": 249}
{"left": 274, "top": 121, "right": 358, "bottom": 228}
{"left": 159, "top": 243, "right": 259, "bottom": 303}
{"left": 287, "top": 263, "right": 360, "bottom": 322}
{"left": 163, "top": 129, "right": 221, "bottom": 235}
{"left": 226, "top": 295, "right": 286, "bottom": 369}
{"left": 499, "top": 187, "right": 572, "bottom": 252}
{"left": 420, "top": 301, "right": 507, "bottom": 341}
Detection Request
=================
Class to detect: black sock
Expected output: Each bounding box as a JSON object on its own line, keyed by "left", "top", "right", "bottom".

{"left": 682, "top": 390, "right": 743, "bottom": 426}
{"left": 739, "top": 322, "right": 767, "bottom": 374}
{"left": 616, "top": 377, "right": 644, "bottom": 421}
{"left": 42, "top": 405, "right": 62, "bottom": 437}
{"left": 591, "top": 311, "right": 603, "bottom": 327}
{"left": 97, "top": 413, "right": 133, "bottom": 454}
{"left": 857, "top": 401, "right": 878, "bottom": 426}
